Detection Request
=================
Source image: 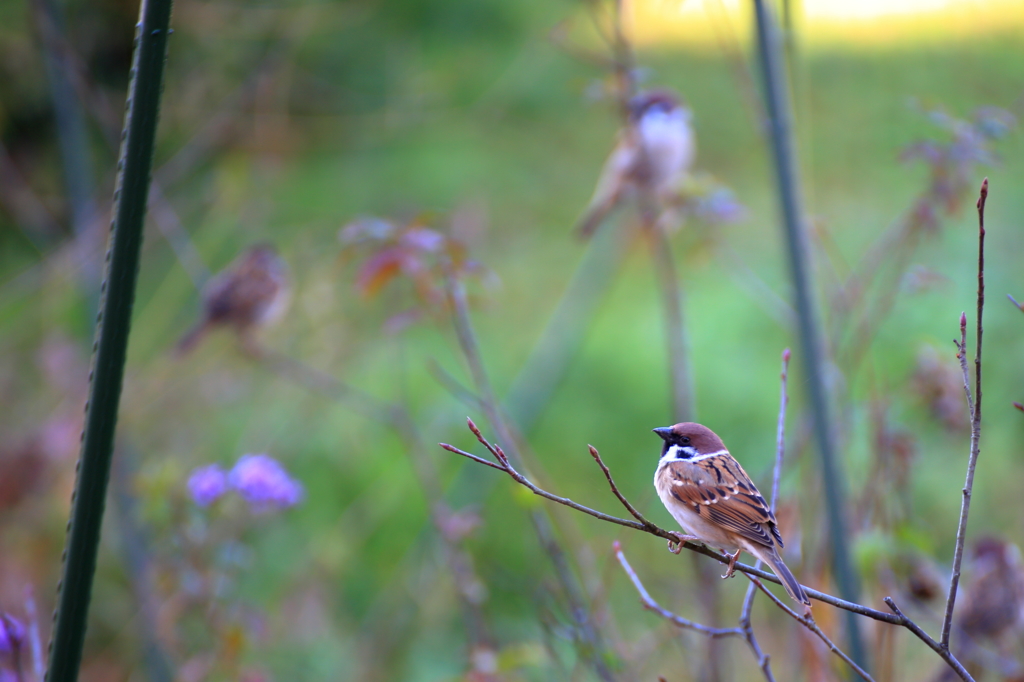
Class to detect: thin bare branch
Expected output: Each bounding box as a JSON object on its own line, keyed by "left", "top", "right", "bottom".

{"left": 746, "top": 575, "right": 873, "bottom": 682}
{"left": 941, "top": 177, "right": 987, "bottom": 649}
{"left": 588, "top": 445, "right": 659, "bottom": 529}
{"left": 439, "top": 442, "right": 506, "bottom": 472}
{"left": 614, "top": 543, "right": 743, "bottom": 639}
{"left": 884, "top": 598, "right": 974, "bottom": 682}
{"left": 738, "top": 348, "right": 791, "bottom": 679}
{"left": 770, "top": 348, "right": 790, "bottom": 512}
{"left": 739, "top": 614, "right": 775, "bottom": 682}
{"left": 443, "top": 436, "right": 645, "bottom": 529}
{"left": 954, "top": 312, "right": 975, "bottom": 418}
{"left": 444, "top": 270, "right": 617, "bottom": 682}
{"left": 1007, "top": 293, "right": 1023, "bottom": 312}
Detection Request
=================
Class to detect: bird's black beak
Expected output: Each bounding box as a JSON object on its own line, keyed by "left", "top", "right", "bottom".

{"left": 652, "top": 427, "right": 673, "bottom": 441}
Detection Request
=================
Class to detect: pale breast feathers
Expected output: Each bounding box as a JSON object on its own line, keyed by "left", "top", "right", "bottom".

{"left": 660, "top": 455, "right": 783, "bottom": 550}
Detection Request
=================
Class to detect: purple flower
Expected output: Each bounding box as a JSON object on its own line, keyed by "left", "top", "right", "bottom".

{"left": 0, "top": 614, "right": 24, "bottom": 653}
{"left": 228, "top": 454, "right": 304, "bottom": 510}
{"left": 187, "top": 464, "right": 228, "bottom": 507}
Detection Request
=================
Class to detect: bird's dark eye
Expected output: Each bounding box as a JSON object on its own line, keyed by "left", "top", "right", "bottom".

{"left": 681, "top": 436, "right": 691, "bottom": 445}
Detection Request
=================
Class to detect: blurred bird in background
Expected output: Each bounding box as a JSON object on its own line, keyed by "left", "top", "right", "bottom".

{"left": 176, "top": 244, "right": 290, "bottom": 355}
{"left": 933, "top": 537, "right": 1024, "bottom": 681}
{"left": 958, "top": 538, "right": 1024, "bottom": 642}
{"left": 576, "top": 89, "right": 695, "bottom": 237}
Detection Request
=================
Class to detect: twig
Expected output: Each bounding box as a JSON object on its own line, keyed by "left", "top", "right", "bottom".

{"left": 770, "top": 348, "right": 790, "bottom": 513}
{"left": 614, "top": 543, "right": 742, "bottom": 639}
{"left": 885, "top": 598, "right": 974, "bottom": 682}
{"left": 587, "top": 445, "right": 658, "bottom": 529}
{"left": 941, "top": 177, "right": 987, "bottom": 649}
{"left": 953, "top": 313, "right": 975, "bottom": 419}
{"left": 443, "top": 433, "right": 673, "bottom": 531}
{"left": 1008, "top": 293, "right": 1023, "bottom": 312}
{"left": 443, "top": 268, "right": 616, "bottom": 682}
{"left": 747, "top": 575, "right": 874, "bottom": 682}
{"left": 738, "top": 348, "right": 791, "bottom": 678}
{"left": 737, "top": 604, "right": 776, "bottom": 682}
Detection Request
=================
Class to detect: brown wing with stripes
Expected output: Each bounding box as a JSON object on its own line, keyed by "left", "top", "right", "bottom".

{"left": 662, "top": 454, "right": 783, "bottom": 550}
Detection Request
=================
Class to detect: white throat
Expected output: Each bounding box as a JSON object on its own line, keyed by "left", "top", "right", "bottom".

{"left": 659, "top": 446, "right": 729, "bottom": 466}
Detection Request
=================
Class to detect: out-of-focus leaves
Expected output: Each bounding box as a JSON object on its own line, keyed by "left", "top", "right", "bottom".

{"left": 339, "top": 214, "right": 497, "bottom": 331}
{"left": 901, "top": 103, "right": 1015, "bottom": 222}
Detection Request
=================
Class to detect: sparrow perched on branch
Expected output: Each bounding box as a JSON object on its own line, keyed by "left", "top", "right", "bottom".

{"left": 653, "top": 422, "right": 809, "bottom": 607}
{"left": 576, "top": 89, "right": 695, "bottom": 237}
{"left": 176, "top": 244, "right": 290, "bottom": 355}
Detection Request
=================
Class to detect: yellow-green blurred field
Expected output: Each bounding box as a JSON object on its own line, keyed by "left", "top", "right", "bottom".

{"left": 1, "top": 0, "right": 1024, "bottom": 679}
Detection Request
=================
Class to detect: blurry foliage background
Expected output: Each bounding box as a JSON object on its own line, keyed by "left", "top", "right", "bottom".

{"left": 1, "top": 0, "right": 1024, "bottom": 679}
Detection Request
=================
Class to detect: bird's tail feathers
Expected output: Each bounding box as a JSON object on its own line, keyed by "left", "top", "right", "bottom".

{"left": 759, "top": 547, "right": 810, "bottom": 608}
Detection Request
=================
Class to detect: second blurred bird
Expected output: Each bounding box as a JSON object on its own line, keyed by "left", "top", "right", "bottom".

{"left": 176, "top": 244, "right": 290, "bottom": 355}
{"left": 576, "top": 89, "right": 695, "bottom": 238}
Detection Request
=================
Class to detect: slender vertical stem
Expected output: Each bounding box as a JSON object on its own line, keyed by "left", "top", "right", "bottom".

{"left": 739, "top": 349, "right": 790, "bottom": 677}
{"left": 648, "top": 229, "right": 695, "bottom": 422}
{"left": 110, "top": 448, "right": 174, "bottom": 682}
{"left": 31, "top": 0, "right": 99, "bottom": 240}
{"left": 647, "top": 222, "right": 715, "bottom": 678}
{"left": 751, "top": 0, "right": 866, "bottom": 668}
{"left": 444, "top": 267, "right": 616, "bottom": 682}
{"left": 45, "top": 0, "right": 173, "bottom": 679}
{"left": 940, "top": 178, "right": 987, "bottom": 649}
{"left": 505, "top": 226, "right": 628, "bottom": 434}
{"left": 771, "top": 348, "right": 790, "bottom": 510}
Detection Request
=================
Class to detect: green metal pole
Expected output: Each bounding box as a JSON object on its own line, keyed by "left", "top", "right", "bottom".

{"left": 751, "top": 0, "right": 867, "bottom": 670}
{"left": 46, "top": 0, "right": 173, "bottom": 678}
